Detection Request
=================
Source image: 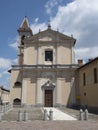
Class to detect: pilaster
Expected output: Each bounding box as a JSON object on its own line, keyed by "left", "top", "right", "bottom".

{"left": 56, "top": 43, "right": 59, "bottom": 64}
{"left": 37, "top": 45, "right": 40, "bottom": 64}
{"left": 36, "top": 78, "right": 43, "bottom": 106}
{"left": 56, "top": 78, "right": 62, "bottom": 106}
{"left": 21, "top": 78, "right": 27, "bottom": 105}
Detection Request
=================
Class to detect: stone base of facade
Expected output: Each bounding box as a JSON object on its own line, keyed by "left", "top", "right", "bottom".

{"left": 21, "top": 103, "right": 35, "bottom": 108}
{"left": 35, "top": 103, "right": 43, "bottom": 107}
{"left": 20, "top": 103, "right": 64, "bottom": 108}
{"left": 54, "top": 103, "right": 62, "bottom": 107}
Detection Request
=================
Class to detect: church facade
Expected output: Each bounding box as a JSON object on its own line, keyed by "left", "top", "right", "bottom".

{"left": 10, "top": 17, "right": 78, "bottom": 107}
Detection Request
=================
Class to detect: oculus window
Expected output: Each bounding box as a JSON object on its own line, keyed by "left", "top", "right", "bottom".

{"left": 45, "top": 50, "right": 53, "bottom": 61}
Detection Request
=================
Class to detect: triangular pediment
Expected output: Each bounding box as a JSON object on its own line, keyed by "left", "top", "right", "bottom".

{"left": 42, "top": 80, "right": 55, "bottom": 90}
{"left": 25, "top": 28, "right": 76, "bottom": 44}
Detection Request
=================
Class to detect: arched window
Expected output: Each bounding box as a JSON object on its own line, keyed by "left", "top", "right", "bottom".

{"left": 14, "top": 81, "right": 21, "bottom": 86}
{"left": 21, "top": 35, "right": 25, "bottom": 45}
{"left": 13, "top": 98, "right": 21, "bottom": 105}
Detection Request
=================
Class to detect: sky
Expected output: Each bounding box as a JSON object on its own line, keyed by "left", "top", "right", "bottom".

{"left": 0, "top": 0, "right": 98, "bottom": 89}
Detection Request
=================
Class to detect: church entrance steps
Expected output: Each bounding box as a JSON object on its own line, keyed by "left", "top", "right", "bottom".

{"left": 43, "top": 107, "right": 77, "bottom": 120}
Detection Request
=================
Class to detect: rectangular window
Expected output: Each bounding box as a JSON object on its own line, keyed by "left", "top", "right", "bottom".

{"left": 83, "top": 73, "right": 86, "bottom": 86}
{"left": 94, "top": 68, "right": 97, "bottom": 83}
{"left": 45, "top": 50, "right": 53, "bottom": 61}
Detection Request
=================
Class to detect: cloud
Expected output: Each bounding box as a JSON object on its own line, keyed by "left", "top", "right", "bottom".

{"left": 45, "top": 0, "right": 62, "bottom": 15}
{"left": 0, "top": 57, "right": 17, "bottom": 69}
{"left": 51, "top": 0, "right": 98, "bottom": 47}
{"left": 47, "top": 0, "right": 98, "bottom": 61}
{"left": 34, "top": 18, "right": 39, "bottom": 23}
{"left": 0, "top": 57, "right": 17, "bottom": 74}
{"left": 0, "top": 57, "right": 11, "bottom": 88}
{"left": 9, "top": 41, "right": 17, "bottom": 50}
{"left": 30, "top": 19, "right": 47, "bottom": 34}
{"left": 13, "top": 58, "right": 17, "bottom": 64}
{"left": 0, "top": 57, "right": 17, "bottom": 89}
{"left": 0, "top": 58, "right": 12, "bottom": 69}
{"left": 9, "top": 37, "right": 18, "bottom": 50}
{"left": 0, "top": 73, "right": 2, "bottom": 78}
{"left": 0, "top": 76, "right": 10, "bottom": 89}
{"left": 0, "top": 70, "right": 10, "bottom": 80}
{"left": 75, "top": 46, "right": 98, "bottom": 62}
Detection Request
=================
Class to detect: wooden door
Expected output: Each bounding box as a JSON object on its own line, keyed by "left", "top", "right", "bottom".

{"left": 45, "top": 90, "right": 53, "bottom": 107}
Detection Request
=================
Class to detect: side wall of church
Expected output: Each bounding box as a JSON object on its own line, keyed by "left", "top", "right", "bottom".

{"left": 77, "top": 59, "right": 98, "bottom": 108}
{"left": 10, "top": 70, "right": 22, "bottom": 104}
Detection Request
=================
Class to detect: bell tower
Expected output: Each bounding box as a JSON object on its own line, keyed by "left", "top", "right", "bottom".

{"left": 17, "top": 16, "right": 32, "bottom": 65}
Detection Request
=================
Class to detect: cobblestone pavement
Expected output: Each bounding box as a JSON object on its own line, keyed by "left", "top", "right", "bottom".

{"left": 57, "top": 107, "right": 98, "bottom": 121}
{"left": 0, "top": 120, "right": 98, "bottom": 130}
{"left": 1, "top": 107, "right": 98, "bottom": 130}
{"left": 2, "top": 107, "right": 44, "bottom": 121}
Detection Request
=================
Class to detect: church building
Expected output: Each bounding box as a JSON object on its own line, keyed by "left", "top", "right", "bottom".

{"left": 10, "top": 17, "right": 78, "bottom": 107}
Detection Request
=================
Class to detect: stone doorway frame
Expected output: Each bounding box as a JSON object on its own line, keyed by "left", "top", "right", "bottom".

{"left": 42, "top": 80, "right": 55, "bottom": 107}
